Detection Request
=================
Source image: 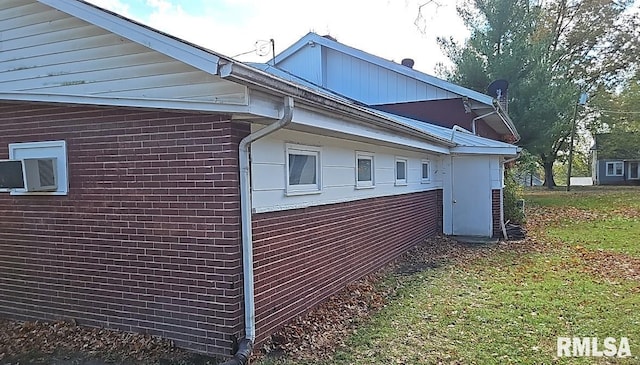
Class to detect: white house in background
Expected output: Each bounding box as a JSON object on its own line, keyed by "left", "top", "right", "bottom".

{"left": 0, "top": 1, "right": 518, "bottom": 362}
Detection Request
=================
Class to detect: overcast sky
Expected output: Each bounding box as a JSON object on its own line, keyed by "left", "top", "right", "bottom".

{"left": 85, "top": 0, "right": 469, "bottom": 75}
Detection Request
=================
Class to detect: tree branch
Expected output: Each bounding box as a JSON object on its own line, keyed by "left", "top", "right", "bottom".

{"left": 415, "top": 0, "right": 444, "bottom": 34}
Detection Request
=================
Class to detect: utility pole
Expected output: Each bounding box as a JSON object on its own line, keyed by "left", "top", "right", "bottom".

{"left": 566, "top": 92, "right": 588, "bottom": 192}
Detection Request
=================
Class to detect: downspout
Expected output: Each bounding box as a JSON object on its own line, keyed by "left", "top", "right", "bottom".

{"left": 500, "top": 180, "right": 508, "bottom": 240}
{"left": 471, "top": 111, "right": 497, "bottom": 135}
{"left": 222, "top": 96, "right": 294, "bottom": 365}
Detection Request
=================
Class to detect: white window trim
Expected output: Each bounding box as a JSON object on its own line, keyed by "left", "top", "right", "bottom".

{"left": 355, "top": 151, "right": 375, "bottom": 189}
{"left": 8, "top": 140, "right": 68, "bottom": 196}
{"left": 421, "top": 159, "right": 431, "bottom": 183}
{"left": 395, "top": 157, "right": 408, "bottom": 186}
{"left": 285, "top": 143, "right": 322, "bottom": 196}
{"left": 606, "top": 161, "right": 623, "bottom": 177}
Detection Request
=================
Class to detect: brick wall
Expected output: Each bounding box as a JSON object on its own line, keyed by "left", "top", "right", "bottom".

{"left": 492, "top": 189, "right": 502, "bottom": 238}
{"left": 0, "top": 102, "right": 250, "bottom": 355}
{"left": 252, "top": 190, "right": 442, "bottom": 344}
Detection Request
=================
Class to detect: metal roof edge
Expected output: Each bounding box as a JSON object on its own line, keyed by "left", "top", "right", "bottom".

{"left": 275, "top": 32, "right": 496, "bottom": 106}
{"left": 220, "top": 61, "right": 457, "bottom": 148}
{"left": 494, "top": 101, "right": 521, "bottom": 142}
{"left": 451, "top": 146, "right": 519, "bottom": 156}
{"left": 271, "top": 32, "right": 520, "bottom": 141}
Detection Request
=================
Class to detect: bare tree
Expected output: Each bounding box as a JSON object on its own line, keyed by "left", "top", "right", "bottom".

{"left": 414, "top": 0, "right": 444, "bottom": 33}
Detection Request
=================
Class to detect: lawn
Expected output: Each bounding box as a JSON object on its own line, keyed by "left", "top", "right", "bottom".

{"left": 257, "top": 186, "right": 640, "bottom": 365}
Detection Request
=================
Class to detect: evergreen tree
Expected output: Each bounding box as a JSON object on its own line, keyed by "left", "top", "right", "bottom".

{"left": 437, "top": 0, "right": 639, "bottom": 187}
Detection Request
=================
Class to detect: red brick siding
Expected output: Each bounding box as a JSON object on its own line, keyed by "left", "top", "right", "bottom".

{"left": 251, "top": 190, "right": 442, "bottom": 344}
{"left": 492, "top": 189, "right": 502, "bottom": 238}
{"left": 0, "top": 102, "right": 249, "bottom": 355}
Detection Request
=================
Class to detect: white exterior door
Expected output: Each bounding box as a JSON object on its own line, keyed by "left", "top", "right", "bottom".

{"left": 451, "top": 156, "right": 492, "bottom": 236}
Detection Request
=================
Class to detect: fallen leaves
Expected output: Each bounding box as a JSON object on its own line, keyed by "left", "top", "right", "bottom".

{"left": 257, "top": 198, "right": 639, "bottom": 363}
{"left": 256, "top": 234, "right": 535, "bottom": 362}
{"left": 259, "top": 271, "right": 390, "bottom": 360}
{"left": 0, "top": 319, "right": 214, "bottom": 364}
{"left": 572, "top": 248, "right": 640, "bottom": 283}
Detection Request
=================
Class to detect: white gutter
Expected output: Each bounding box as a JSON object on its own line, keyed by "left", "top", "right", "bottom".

{"left": 238, "top": 96, "right": 294, "bottom": 343}
{"left": 471, "top": 111, "right": 498, "bottom": 135}
{"left": 493, "top": 101, "right": 521, "bottom": 142}
{"left": 219, "top": 61, "right": 455, "bottom": 148}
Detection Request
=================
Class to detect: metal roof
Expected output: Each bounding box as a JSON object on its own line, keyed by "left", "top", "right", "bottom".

{"left": 271, "top": 32, "right": 519, "bottom": 141}
{"left": 29, "top": 1, "right": 516, "bottom": 155}
{"left": 250, "top": 63, "right": 518, "bottom": 156}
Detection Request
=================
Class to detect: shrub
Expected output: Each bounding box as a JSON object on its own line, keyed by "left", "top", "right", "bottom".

{"left": 504, "top": 168, "right": 525, "bottom": 224}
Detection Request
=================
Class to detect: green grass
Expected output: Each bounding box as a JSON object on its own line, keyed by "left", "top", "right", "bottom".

{"left": 257, "top": 186, "right": 640, "bottom": 365}
{"left": 327, "top": 255, "right": 639, "bottom": 365}
{"left": 525, "top": 186, "right": 640, "bottom": 213}
{"left": 548, "top": 217, "right": 640, "bottom": 257}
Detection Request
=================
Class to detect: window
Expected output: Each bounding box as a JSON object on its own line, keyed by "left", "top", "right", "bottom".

{"left": 630, "top": 162, "right": 639, "bottom": 180}
{"left": 8, "top": 140, "right": 68, "bottom": 195}
{"left": 421, "top": 160, "right": 431, "bottom": 183}
{"left": 395, "top": 157, "right": 407, "bottom": 186}
{"left": 355, "top": 152, "right": 374, "bottom": 189}
{"left": 606, "top": 161, "right": 623, "bottom": 176}
{"left": 286, "top": 144, "right": 321, "bottom": 195}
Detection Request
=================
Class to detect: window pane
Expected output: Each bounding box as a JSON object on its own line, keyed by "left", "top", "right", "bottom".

{"left": 357, "top": 158, "right": 372, "bottom": 182}
{"left": 607, "top": 163, "right": 614, "bottom": 175}
{"left": 289, "top": 154, "right": 316, "bottom": 185}
{"left": 631, "top": 162, "right": 639, "bottom": 179}
{"left": 396, "top": 161, "right": 406, "bottom": 180}
{"left": 422, "top": 163, "right": 429, "bottom": 179}
{"left": 615, "top": 163, "right": 623, "bottom": 175}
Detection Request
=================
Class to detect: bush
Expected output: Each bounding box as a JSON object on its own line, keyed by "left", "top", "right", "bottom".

{"left": 504, "top": 168, "right": 525, "bottom": 224}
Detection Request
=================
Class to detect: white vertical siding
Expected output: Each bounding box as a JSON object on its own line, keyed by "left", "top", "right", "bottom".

{"left": 323, "top": 48, "right": 459, "bottom": 105}
{"left": 250, "top": 128, "right": 443, "bottom": 213}
{"left": 490, "top": 156, "right": 503, "bottom": 189}
{"left": 0, "top": 0, "right": 246, "bottom": 105}
{"left": 441, "top": 155, "right": 454, "bottom": 235}
{"left": 277, "top": 44, "right": 323, "bottom": 86}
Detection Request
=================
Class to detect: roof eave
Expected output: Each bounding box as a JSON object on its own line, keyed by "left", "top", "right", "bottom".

{"left": 493, "top": 100, "right": 520, "bottom": 142}
{"left": 219, "top": 61, "right": 456, "bottom": 148}
{"left": 279, "top": 33, "right": 498, "bottom": 107}
{"left": 273, "top": 33, "right": 521, "bottom": 142}
{"left": 451, "top": 146, "right": 519, "bottom": 156}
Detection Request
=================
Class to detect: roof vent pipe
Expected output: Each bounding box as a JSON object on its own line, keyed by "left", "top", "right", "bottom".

{"left": 401, "top": 58, "right": 415, "bottom": 68}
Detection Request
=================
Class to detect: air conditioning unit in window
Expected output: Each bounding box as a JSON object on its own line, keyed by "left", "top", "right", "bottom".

{"left": 0, "top": 158, "right": 58, "bottom": 192}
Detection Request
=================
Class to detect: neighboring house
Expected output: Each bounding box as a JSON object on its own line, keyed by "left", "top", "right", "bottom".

{"left": 591, "top": 133, "right": 640, "bottom": 185}
{"left": 0, "top": 0, "right": 518, "bottom": 362}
